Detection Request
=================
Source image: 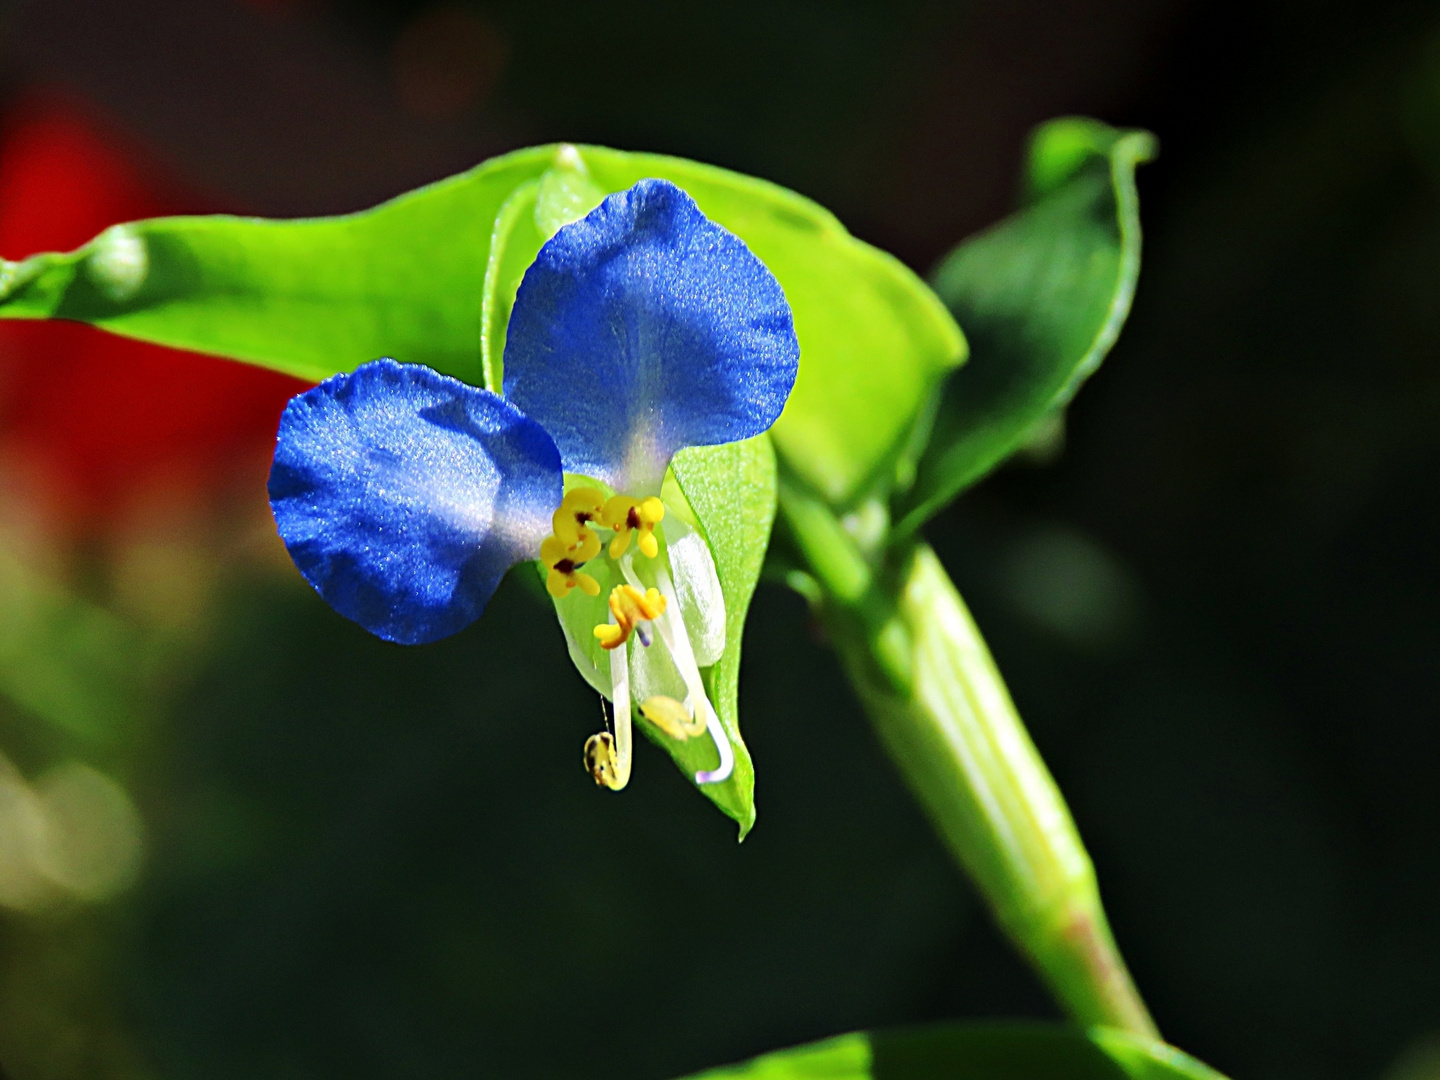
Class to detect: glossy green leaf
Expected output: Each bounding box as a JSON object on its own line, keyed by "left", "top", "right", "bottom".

{"left": 479, "top": 147, "right": 605, "bottom": 392}
{"left": 678, "top": 1023, "right": 1227, "bottom": 1080}
{"left": 893, "top": 118, "right": 1156, "bottom": 538}
{"left": 667, "top": 434, "right": 778, "bottom": 838}
{"left": 0, "top": 144, "right": 963, "bottom": 509}
{"left": 0, "top": 146, "right": 559, "bottom": 385}
{"left": 478, "top": 177, "right": 542, "bottom": 392}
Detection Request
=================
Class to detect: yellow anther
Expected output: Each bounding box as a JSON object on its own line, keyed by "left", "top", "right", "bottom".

{"left": 600, "top": 495, "right": 665, "bottom": 559}
{"left": 584, "top": 732, "right": 624, "bottom": 789}
{"left": 552, "top": 486, "right": 605, "bottom": 549}
{"left": 593, "top": 584, "right": 666, "bottom": 650}
{"left": 639, "top": 695, "right": 707, "bottom": 740}
{"left": 541, "top": 534, "right": 601, "bottom": 599}
{"left": 543, "top": 530, "right": 601, "bottom": 566}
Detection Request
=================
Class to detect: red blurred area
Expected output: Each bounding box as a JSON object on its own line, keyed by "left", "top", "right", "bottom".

{"left": 0, "top": 91, "right": 308, "bottom": 536}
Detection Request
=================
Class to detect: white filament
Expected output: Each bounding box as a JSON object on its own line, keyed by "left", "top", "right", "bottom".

{"left": 609, "top": 611, "right": 632, "bottom": 791}
{"left": 619, "top": 557, "right": 732, "bottom": 785}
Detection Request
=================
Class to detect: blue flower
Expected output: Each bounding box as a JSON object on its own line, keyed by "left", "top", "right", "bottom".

{"left": 504, "top": 178, "right": 797, "bottom": 495}
{"left": 267, "top": 359, "right": 562, "bottom": 645}
{"left": 269, "top": 178, "right": 799, "bottom": 790}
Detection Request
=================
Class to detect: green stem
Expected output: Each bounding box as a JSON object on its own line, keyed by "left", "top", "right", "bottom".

{"left": 783, "top": 490, "right": 1155, "bottom": 1036}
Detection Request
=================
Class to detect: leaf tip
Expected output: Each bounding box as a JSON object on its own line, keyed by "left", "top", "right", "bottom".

{"left": 1119, "top": 129, "right": 1161, "bottom": 169}
{"left": 1024, "top": 117, "right": 1158, "bottom": 201}
{"left": 736, "top": 805, "right": 756, "bottom": 842}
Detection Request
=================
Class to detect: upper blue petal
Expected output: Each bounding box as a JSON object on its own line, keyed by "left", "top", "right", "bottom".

{"left": 502, "top": 178, "right": 799, "bottom": 493}
{"left": 268, "top": 358, "right": 562, "bottom": 645}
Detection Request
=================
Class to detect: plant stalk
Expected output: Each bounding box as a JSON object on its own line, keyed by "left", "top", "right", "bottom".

{"left": 784, "top": 489, "right": 1155, "bottom": 1035}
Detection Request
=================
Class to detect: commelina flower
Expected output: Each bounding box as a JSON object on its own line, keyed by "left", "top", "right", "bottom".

{"left": 267, "top": 179, "right": 799, "bottom": 792}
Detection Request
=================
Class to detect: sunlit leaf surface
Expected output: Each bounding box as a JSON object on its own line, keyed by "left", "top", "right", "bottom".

{"left": 0, "top": 144, "right": 963, "bottom": 510}
{"left": 0, "top": 147, "right": 555, "bottom": 387}
{"left": 667, "top": 435, "right": 778, "bottom": 836}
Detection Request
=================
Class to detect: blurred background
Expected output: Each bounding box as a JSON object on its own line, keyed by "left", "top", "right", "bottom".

{"left": 0, "top": 0, "right": 1437, "bottom": 1078}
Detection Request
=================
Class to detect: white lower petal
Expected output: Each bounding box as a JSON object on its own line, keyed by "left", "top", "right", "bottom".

{"left": 659, "top": 514, "right": 726, "bottom": 666}
{"left": 650, "top": 564, "right": 733, "bottom": 786}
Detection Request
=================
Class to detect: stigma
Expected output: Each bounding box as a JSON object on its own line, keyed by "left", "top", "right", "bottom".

{"left": 593, "top": 584, "right": 666, "bottom": 650}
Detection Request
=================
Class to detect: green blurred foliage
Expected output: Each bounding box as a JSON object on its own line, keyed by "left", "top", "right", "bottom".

{"left": 0, "top": 529, "right": 194, "bottom": 1078}
{"left": 682, "top": 1023, "right": 1221, "bottom": 1080}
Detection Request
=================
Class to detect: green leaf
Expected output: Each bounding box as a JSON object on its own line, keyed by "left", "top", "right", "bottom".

{"left": 480, "top": 147, "right": 605, "bottom": 392}
{"left": 478, "top": 178, "right": 542, "bottom": 392}
{"left": 0, "top": 144, "right": 963, "bottom": 510}
{"left": 669, "top": 433, "right": 778, "bottom": 838}
{"left": 892, "top": 118, "right": 1157, "bottom": 538}
{"left": 676, "top": 1023, "right": 1227, "bottom": 1080}
{"left": 0, "top": 146, "right": 558, "bottom": 385}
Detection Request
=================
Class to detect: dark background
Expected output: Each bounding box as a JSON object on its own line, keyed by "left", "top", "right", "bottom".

{"left": 0, "top": 1, "right": 1438, "bottom": 1079}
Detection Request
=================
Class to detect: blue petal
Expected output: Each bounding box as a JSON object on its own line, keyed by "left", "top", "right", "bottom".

{"left": 269, "top": 358, "right": 562, "bottom": 645}
{"left": 503, "top": 178, "right": 799, "bottom": 494}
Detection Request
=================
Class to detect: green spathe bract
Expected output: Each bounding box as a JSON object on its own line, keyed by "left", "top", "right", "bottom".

{"left": 669, "top": 435, "right": 778, "bottom": 835}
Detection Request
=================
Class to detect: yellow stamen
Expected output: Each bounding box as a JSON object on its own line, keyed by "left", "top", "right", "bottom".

{"left": 552, "top": 486, "right": 605, "bottom": 549}
{"left": 638, "top": 695, "right": 707, "bottom": 740}
{"left": 600, "top": 494, "right": 665, "bottom": 559}
{"left": 540, "top": 533, "right": 600, "bottom": 599}
{"left": 592, "top": 584, "right": 666, "bottom": 650}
